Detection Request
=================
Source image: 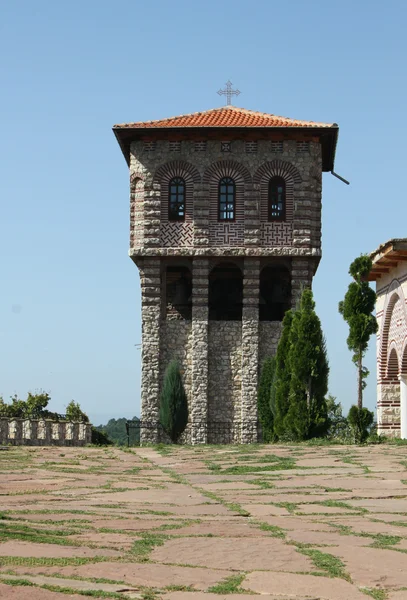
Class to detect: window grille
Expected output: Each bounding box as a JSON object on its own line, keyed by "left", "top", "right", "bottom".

{"left": 218, "top": 177, "right": 235, "bottom": 221}
{"left": 268, "top": 177, "right": 286, "bottom": 221}
{"left": 168, "top": 177, "right": 186, "bottom": 221}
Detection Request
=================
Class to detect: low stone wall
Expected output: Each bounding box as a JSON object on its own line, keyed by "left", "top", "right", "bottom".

{"left": 0, "top": 419, "right": 92, "bottom": 446}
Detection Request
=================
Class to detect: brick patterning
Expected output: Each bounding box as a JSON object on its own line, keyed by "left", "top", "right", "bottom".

{"left": 210, "top": 223, "right": 244, "bottom": 246}
{"left": 245, "top": 141, "right": 258, "bottom": 153}
{"left": 155, "top": 160, "right": 200, "bottom": 224}
{"left": 120, "top": 123, "right": 327, "bottom": 444}
{"left": 161, "top": 222, "right": 194, "bottom": 247}
{"left": 374, "top": 263, "right": 407, "bottom": 438}
{"left": 261, "top": 222, "right": 293, "bottom": 246}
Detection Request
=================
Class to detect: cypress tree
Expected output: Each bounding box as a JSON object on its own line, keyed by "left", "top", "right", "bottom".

{"left": 339, "top": 255, "right": 378, "bottom": 409}
{"left": 272, "top": 310, "right": 294, "bottom": 439}
{"left": 258, "top": 356, "right": 276, "bottom": 442}
{"left": 159, "top": 360, "right": 189, "bottom": 443}
{"left": 284, "top": 289, "right": 329, "bottom": 440}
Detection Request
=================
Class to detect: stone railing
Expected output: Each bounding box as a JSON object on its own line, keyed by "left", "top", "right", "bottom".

{"left": 0, "top": 418, "right": 92, "bottom": 446}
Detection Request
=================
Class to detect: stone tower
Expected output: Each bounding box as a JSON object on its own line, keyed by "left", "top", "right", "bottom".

{"left": 113, "top": 106, "right": 339, "bottom": 444}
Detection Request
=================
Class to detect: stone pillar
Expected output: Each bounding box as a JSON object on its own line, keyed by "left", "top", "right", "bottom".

{"left": 244, "top": 183, "right": 260, "bottom": 247}
{"left": 140, "top": 258, "right": 162, "bottom": 444}
{"left": 191, "top": 259, "right": 209, "bottom": 444}
{"left": 241, "top": 258, "right": 260, "bottom": 443}
{"left": 400, "top": 375, "right": 407, "bottom": 440}
{"left": 291, "top": 258, "right": 313, "bottom": 308}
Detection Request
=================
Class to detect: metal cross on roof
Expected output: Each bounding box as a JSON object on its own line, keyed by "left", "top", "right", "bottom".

{"left": 217, "top": 80, "right": 241, "bottom": 105}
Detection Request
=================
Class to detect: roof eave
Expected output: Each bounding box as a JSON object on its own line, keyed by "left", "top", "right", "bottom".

{"left": 113, "top": 124, "right": 339, "bottom": 171}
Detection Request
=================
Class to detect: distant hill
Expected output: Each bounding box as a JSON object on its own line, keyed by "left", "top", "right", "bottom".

{"left": 94, "top": 416, "right": 140, "bottom": 446}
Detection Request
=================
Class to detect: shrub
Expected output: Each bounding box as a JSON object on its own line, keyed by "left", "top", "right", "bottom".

{"left": 159, "top": 360, "right": 188, "bottom": 443}
{"left": 65, "top": 400, "right": 89, "bottom": 422}
{"left": 258, "top": 357, "right": 276, "bottom": 442}
{"left": 347, "top": 405, "right": 374, "bottom": 443}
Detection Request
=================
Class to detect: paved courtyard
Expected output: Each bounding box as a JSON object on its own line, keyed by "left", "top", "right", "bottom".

{"left": 1, "top": 444, "right": 407, "bottom": 599}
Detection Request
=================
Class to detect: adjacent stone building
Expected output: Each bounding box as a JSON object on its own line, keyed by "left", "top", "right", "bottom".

{"left": 113, "top": 106, "right": 339, "bottom": 443}
{"left": 369, "top": 239, "right": 407, "bottom": 438}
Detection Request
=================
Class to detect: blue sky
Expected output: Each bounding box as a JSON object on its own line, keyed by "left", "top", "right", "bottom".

{"left": 1, "top": 0, "right": 406, "bottom": 424}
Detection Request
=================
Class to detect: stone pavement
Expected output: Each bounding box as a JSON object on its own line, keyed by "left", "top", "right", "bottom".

{"left": 1, "top": 444, "right": 407, "bottom": 599}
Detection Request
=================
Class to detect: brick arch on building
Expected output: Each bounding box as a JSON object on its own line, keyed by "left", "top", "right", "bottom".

{"left": 203, "top": 160, "right": 251, "bottom": 223}
{"left": 401, "top": 342, "right": 407, "bottom": 375}
{"left": 153, "top": 160, "right": 201, "bottom": 223}
{"left": 253, "top": 160, "right": 302, "bottom": 223}
{"left": 130, "top": 173, "right": 145, "bottom": 248}
{"left": 387, "top": 345, "right": 400, "bottom": 381}
{"left": 379, "top": 280, "right": 407, "bottom": 380}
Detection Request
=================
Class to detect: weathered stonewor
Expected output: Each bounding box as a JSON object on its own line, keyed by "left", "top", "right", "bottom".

{"left": 113, "top": 106, "right": 339, "bottom": 444}
{"left": 0, "top": 418, "right": 91, "bottom": 446}
{"left": 241, "top": 259, "right": 260, "bottom": 443}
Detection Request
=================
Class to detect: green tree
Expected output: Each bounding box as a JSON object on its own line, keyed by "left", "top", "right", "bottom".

{"left": 26, "top": 392, "right": 51, "bottom": 418}
{"left": 258, "top": 356, "right": 276, "bottom": 442}
{"left": 284, "top": 289, "right": 329, "bottom": 440}
{"left": 159, "top": 360, "right": 189, "bottom": 443}
{"left": 339, "top": 255, "right": 378, "bottom": 409}
{"left": 326, "top": 395, "right": 350, "bottom": 439}
{"left": 272, "top": 310, "right": 294, "bottom": 438}
{"left": 65, "top": 400, "right": 89, "bottom": 422}
{"left": 347, "top": 405, "right": 374, "bottom": 443}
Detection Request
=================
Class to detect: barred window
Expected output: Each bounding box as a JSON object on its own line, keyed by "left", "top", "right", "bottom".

{"left": 268, "top": 177, "right": 286, "bottom": 221}
{"left": 168, "top": 177, "right": 185, "bottom": 221}
{"left": 218, "top": 177, "right": 235, "bottom": 221}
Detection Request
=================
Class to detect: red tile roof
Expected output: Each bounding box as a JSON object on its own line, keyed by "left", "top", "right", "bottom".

{"left": 113, "top": 106, "right": 335, "bottom": 130}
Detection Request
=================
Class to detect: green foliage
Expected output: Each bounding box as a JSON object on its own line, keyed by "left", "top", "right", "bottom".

{"left": 257, "top": 356, "right": 276, "bottom": 442}
{"left": 272, "top": 310, "right": 293, "bottom": 438}
{"left": 91, "top": 427, "right": 113, "bottom": 445}
{"left": 94, "top": 416, "right": 140, "bottom": 446}
{"left": 339, "top": 255, "right": 378, "bottom": 408}
{"left": 0, "top": 393, "right": 88, "bottom": 423}
{"left": 65, "top": 401, "right": 89, "bottom": 422}
{"left": 325, "top": 395, "right": 352, "bottom": 440}
{"left": 273, "top": 290, "right": 329, "bottom": 441}
{"left": 347, "top": 405, "right": 374, "bottom": 443}
{"left": 159, "top": 360, "right": 188, "bottom": 443}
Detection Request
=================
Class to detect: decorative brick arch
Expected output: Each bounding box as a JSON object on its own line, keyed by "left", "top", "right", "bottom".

{"left": 153, "top": 161, "right": 201, "bottom": 223}
{"left": 387, "top": 346, "right": 399, "bottom": 381}
{"left": 309, "top": 165, "right": 322, "bottom": 185}
{"left": 253, "top": 160, "right": 301, "bottom": 223}
{"left": 380, "top": 280, "right": 407, "bottom": 380}
{"left": 203, "top": 161, "right": 251, "bottom": 224}
{"left": 130, "top": 174, "right": 145, "bottom": 248}
{"left": 401, "top": 343, "right": 407, "bottom": 376}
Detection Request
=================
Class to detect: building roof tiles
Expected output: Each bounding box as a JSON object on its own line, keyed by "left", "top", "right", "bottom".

{"left": 113, "top": 106, "right": 336, "bottom": 130}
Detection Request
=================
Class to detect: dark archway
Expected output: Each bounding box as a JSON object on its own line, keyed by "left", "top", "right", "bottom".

{"left": 259, "top": 265, "right": 291, "bottom": 321}
{"left": 209, "top": 263, "right": 243, "bottom": 321}
{"left": 165, "top": 266, "right": 192, "bottom": 319}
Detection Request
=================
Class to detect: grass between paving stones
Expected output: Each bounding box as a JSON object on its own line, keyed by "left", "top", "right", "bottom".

{"left": 255, "top": 521, "right": 286, "bottom": 538}
{"left": 131, "top": 532, "right": 169, "bottom": 560}
{"left": 330, "top": 522, "right": 403, "bottom": 548}
{"left": 0, "top": 520, "right": 83, "bottom": 546}
{"left": 207, "top": 573, "right": 249, "bottom": 594}
{"left": 296, "top": 548, "right": 351, "bottom": 581}
{"left": 0, "top": 556, "right": 110, "bottom": 567}
{"left": 360, "top": 589, "right": 388, "bottom": 600}
{"left": 250, "top": 479, "right": 275, "bottom": 489}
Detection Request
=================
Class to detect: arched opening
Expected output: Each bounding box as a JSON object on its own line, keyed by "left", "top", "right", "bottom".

{"left": 268, "top": 176, "right": 286, "bottom": 221}
{"left": 165, "top": 265, "right": 192, "bottom": 319}
{"left": 209, "top": 263, "right": 243, "bottom": 321}
{"left": 387, "top": 348, "right": 399, "bottom": 381}
{"left": 259, "top": 265, "right": 291, "bottom": 321}
{"left": 218, "top": 177, "right": 236, "bottom": 221}
{"left": 402, "top": 344, "right": 407, "bottom": 376}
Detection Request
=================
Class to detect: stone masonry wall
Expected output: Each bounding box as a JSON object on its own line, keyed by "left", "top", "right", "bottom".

{"left": 131, "top": 135, "right": 323, "bottom": 444}
{"left": 377, "top": 383, "right": 400, "bottom": 437}
{"left": 0, "top": 419, "right": 91, "bottom": 446}
{"left": 208, "top": 322, "right": 242, "bottom": 442}
{"left": 258, "top": 322, "right": 283, "bottom": 369}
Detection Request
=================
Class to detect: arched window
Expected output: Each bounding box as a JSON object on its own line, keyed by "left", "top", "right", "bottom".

{"left": 168, "top": 177, "right": 185, "bottom": 221}
{"left": 268, "top": 177, "right": 286, "bottom": 221}
{"left": 218, "top": 177, "right": 235, "bottom": 221}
